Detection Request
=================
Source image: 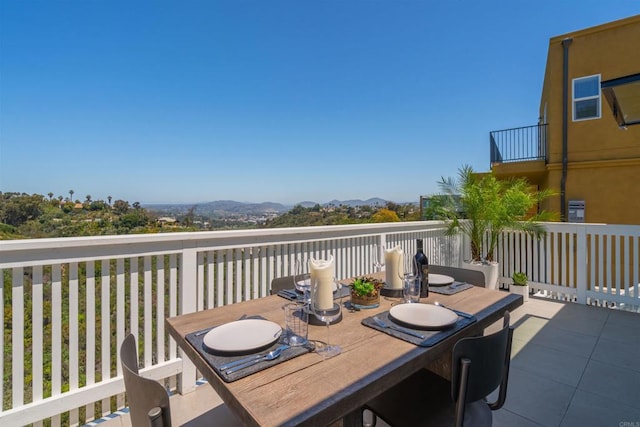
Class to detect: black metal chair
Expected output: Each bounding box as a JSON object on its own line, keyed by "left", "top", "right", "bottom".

{"left": 364, "top": 311, "right": 514, "bottom": 427}
{"left": 429, "top": 264, "right": 486, "bottom": 287}
{"left": 270, "top": 273, "right": 309, "bottom": 295}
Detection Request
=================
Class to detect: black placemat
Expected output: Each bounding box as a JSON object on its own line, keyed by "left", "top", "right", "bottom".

{"left": 362, "top": 310, "right": 476, "bottom": 347}
{"left": 186, "top": 324, "right": 314, "bottom": 383}
{"left": 277, "top": 285, "right": 351, "bottom": 302}
{"left": 428, "top": 281, "right": 474, "bottom": 295}
{"left": 277, "top": 289, "right": 299, "bottom": 301}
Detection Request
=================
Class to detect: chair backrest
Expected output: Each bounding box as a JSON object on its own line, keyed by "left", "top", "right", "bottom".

{"left": 270, "top": 273, "right": 309, "bottom": 295}
{"left": 451, "top": 311, "right": 513, "bottom": 405}
{"left": 120, "top": 334, "right": 172, "bottom": 427}
{"left": 429, "top": 265, "right": 486, "bottom": 287}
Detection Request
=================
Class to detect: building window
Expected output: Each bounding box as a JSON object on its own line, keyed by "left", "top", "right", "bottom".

{"left": 573, "top": 75, "right": 601, "bottom": 121}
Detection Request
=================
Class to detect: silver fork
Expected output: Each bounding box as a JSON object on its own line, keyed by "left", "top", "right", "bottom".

{"left": 373, "top": 316, "right": 425, "bottom": 339}
{"left": 224, "top": 345, "right": 289, "bottom": 374}
{"left": 219, "top": 344, "right": 289, "bottom": 371}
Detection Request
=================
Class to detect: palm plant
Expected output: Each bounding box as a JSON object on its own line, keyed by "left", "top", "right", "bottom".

{"left": 437, "top": 165, "right": 557, "bottom": 262}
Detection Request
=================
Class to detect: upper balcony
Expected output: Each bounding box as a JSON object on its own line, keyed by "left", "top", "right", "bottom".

{"left": 490, "top": 124, "right": 548, "bottom": 179}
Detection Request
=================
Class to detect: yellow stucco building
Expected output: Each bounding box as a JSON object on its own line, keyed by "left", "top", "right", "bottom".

{"left": 489, "top": 15, "right": 640, "bottom": 225}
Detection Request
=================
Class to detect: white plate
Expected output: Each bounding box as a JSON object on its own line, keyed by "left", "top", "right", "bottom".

{"left": 429, "top": 273, "right": 455, "bottom": 287}
{"left": 389, "top": 303, "right": 459, "bottom": 330}
{"left": 203, "top": 319, "right": 282, "bottom": 353}
{"left": 295, "top": 278, "right": 310, "bottom": 292}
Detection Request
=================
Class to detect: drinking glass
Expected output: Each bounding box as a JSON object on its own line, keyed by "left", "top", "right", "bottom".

{"left": 311, "top": 277, "right": 342, "bottom": 358}
{"left": 398, "top": 253, "right": 420, "bottom": 303}
{"left": 283, "top": 302, "right": 309, "bottom": 346}
{"left": 372, "top": 244, "right": 385, "bottom": 272}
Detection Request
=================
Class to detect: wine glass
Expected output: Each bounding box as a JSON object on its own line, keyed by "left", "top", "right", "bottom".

{"left": 372, "top": 244, "right": 385, "bottom": 272}
{"left": 311, "top": 276, "right": 342, "bottom": 358}
{"left": 292, "top": 257, "right": 311, "bottom": 303}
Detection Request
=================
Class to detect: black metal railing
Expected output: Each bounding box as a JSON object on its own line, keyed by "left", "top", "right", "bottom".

{"left": 490, "top": 123, "right": 547, "bottom": 164}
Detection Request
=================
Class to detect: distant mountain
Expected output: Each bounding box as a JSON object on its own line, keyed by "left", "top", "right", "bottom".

{"left": 144, "top": 197, "right": 394, "bottom": 217}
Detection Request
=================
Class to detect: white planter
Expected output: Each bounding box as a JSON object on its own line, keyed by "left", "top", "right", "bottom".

{"left": 463, "top": 261, "right": 500, "bottom": 290}
{"left": 510, "top": 284, "right": 529, "bottom": 302}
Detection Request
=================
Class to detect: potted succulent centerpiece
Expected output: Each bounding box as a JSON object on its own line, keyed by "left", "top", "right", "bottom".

{"left": 437, "top": 165, "right": 556, "bottom": 290}
{"left": 350, "top": 276, "right": 384, "bottom": 309}
{"left": 510, "top": 271, "right": 530, "bottom": 302}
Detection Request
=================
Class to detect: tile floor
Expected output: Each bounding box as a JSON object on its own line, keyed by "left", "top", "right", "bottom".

{"left": 96, "top": 296, "right": 640, "bottom": 427}
{"left": 489, "top": 297, "right": 640, "bottom": 427}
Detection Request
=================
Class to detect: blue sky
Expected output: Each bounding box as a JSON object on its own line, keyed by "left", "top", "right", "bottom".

{"left": 1, "top": 1, "right": 638, "bottom": 205}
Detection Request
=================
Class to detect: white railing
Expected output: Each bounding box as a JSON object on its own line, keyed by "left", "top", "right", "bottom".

{"left": 0, "top": 221, "right": 457, "bottom": 426}
{"left": 496, "top": 222, "right": 640, "bottom": 309}
{"left": 2, "top": 220, "right": 638, "bottom": 426}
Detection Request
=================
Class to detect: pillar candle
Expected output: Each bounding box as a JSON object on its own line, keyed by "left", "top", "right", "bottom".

{"left": 309, "top": 255, "right": 334, "bottom": 310}
{"left": 384, "top": 246, "right": 404, "bottom": 289}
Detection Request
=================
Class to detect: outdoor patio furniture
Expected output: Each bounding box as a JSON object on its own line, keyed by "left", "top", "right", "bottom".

{"left": 429, "top": 264, "right": 486, "bottom": 286}
{"left": 270, "top": 273, "right": 309, "bottom": 295}
{"left": 364, "top": 311, "right": 514, "bottom": 427}
{"left": 121, "top": 334, "right": 241, "bottom": 427}
{"left": 166, "top": 276, "right": 521, "bottom": 427}
{"left": 121, "top": 334, "right": 174, "bottom": 427}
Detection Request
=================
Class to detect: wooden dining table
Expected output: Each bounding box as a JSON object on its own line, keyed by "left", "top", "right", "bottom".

{"left": 166, "top": 280, "right": 522, "bottom": 427}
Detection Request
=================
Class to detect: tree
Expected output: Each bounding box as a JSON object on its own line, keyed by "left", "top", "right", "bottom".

{"left": 371, "top": 208, "right": 400, "bottom": 223}
{"left": 69, "top": 189, "right": 74, "bottom": 201}
{"left": 437, "top": 165, "right": 557, "bottom": 262}
{"left": 183, "top": 205, "right": 196, "bottom": 227}
{"left": 290, "top": 204, "right": 306, "bottom": 215}
{"left": 62, "top": 201, "right": 74, "bottom": 213}
{"left": 47, "top": 192, "right": 54, "bottom": 200}
{"left": 113, "top": 200, "right": 130, "bottom": 214}
{"left": 89, "top": 200, "right": 107, "bottom": 211}
{"left": 0, "top": 194, "right": 45, "bottom": 226}
{"left": 118, "top": 211, "right": 149, "bottom": 229}
{"left": 107, "top": 195, "right": 112, "bottom": 206}
{"left": 385, "top": 201, "right": 401, "bottom": 212}
{"left": 85, "top": 195, "right": 92, "bottom": 203}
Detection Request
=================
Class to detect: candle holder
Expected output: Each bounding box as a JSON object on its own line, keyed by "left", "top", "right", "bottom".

{"left": 380, "top": 286, "right": 403, "bottom": 298}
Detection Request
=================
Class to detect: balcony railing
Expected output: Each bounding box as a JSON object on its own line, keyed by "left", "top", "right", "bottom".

{"left": 490, "top": 123, "right": 547, "bottom": 164}
{"left": 1, "top": 220, "right": 639, "bottom": 425}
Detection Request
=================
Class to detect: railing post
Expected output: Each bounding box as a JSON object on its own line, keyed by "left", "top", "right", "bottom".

{"left": 576, "top": 226, "right": 587, "bottom": 304}
{"left": 178, "top": 245, "right": 198, "bottom": 394}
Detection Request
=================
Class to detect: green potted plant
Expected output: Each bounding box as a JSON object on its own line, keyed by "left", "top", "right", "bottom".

{"left": 510, "top": 271, "right": 530, "bottom": 302}
{"left": 349, "top": 276, "right": 384, "bottom": 309}
{"left": 437, "top": 165, "right": 556, "bottom": 289}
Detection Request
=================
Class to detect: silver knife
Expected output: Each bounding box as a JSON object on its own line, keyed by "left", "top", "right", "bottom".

{"left": 434, "top": 302, "right": 474, "bottom": 319}
{"left": 219, "top": 345, "right": 289, "bottom": 371}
